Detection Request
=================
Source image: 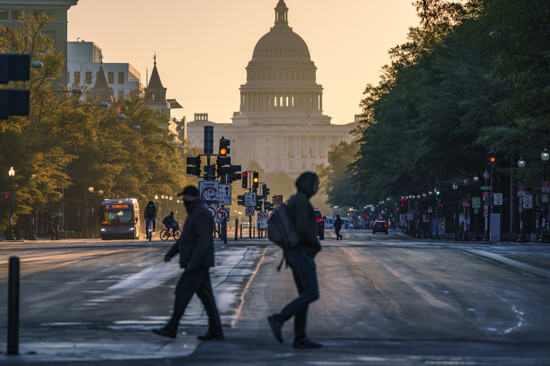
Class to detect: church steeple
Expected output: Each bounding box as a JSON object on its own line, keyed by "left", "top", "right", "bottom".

{"left": 144, "top": 54, "right": 169, "bottom": 114}
{"left": 274, "top": 0, "right": 289, "bottom": 28}
{"left": 92, "top": 55, "right": 113, "bottom": 102}
{"left": 147, "top": 53, "right": 165, "bottom": 89}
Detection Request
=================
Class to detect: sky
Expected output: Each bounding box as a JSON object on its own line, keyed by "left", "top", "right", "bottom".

{"left": 67, "top": 0, "right": 420, "bottom": 125}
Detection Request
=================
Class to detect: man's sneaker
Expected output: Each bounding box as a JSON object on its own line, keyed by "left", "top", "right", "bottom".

{"left": 292, "top": 337, "right": 323, "bottom": 349}
{"left": 197, "top": 332, "right": 225, "bottom": 341}
{"left": 267, "top": 314, "right": 284, "bottom": 343}
{"left": 152, "top": 326, "right": 177, "bottom": 339}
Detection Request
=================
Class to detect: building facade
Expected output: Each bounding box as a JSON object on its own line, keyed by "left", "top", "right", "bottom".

{"left": 186, "top": 0, "right": 356, "bottom": 177}
{"left": 67, "top": 41, "right": 142, "bottom": 101}
{"left": 0, "top": 0, "right": 78, "bottom": 85}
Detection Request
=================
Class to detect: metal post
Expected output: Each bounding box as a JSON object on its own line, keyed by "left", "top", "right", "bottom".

{"left": 8, "top": 256, "right": 20, "bottom": 355}
{"left": 235, "top": 218, "right": 238, "bottom": 241}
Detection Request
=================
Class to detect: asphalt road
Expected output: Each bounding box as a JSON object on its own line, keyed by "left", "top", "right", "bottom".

{"left": 1, "top": 231, "right": 549, "bottom": 365}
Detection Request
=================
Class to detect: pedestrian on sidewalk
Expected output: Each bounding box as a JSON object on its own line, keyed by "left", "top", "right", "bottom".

{"left": 334, "top": 214, "right": 343, "bottom": 240}
{"left": 152, "top": 185, "right": 224, "bottom": 341}
{"left": 268, "top": 171, "right": 323, "bottom": 349}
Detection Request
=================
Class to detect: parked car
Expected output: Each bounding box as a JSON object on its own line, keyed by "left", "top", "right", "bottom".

{"left": 314, "top": 210, "right": 325, "bottom": 240}
{"left": 372, "top": 220, "right": 388, "bottom": 234}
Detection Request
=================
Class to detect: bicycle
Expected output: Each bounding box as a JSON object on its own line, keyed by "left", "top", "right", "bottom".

{"left": 145, "top": 218, "right": 155, "bottom": 241}
{"left": 160, "top": 225, "right": 181, "bottom": 241}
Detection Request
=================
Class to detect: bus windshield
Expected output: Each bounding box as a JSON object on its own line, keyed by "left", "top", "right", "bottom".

{"left": 102, "top": 208, "right": 134, "bottom": 225}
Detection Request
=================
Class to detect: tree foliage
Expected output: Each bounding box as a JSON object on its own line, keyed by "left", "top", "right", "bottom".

{"left": 0, "top": 14, "right": 188, "bottom": 231}
{"left": 348, "top": 0, "right": 549, "bottom": 204}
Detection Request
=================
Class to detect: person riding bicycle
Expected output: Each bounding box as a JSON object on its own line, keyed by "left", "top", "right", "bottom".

{"left": 144, "top": 201, "right": 157, "bottom": 237}
{"left": 163, "top": 212, "right": 179, "bottom": 233}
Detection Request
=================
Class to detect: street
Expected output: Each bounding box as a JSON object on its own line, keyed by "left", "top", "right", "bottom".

{"left": 1, "top": 231, "right": 549, "bottom": 365}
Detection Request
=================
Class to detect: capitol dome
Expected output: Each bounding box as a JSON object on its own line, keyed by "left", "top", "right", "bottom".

{"left": 234, "top": 0, "right": 327, "bottom": 124}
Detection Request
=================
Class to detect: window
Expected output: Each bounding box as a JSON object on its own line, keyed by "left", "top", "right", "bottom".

{"left": 12, "top": 10, "right": 24, "bottom": 20}
{"left": 73, "top": 71, "right": 80, "bottom": 85}
{"left": 85, "top": 71, "right": 92, "bottom": 84}
{"left": 0, "top": 10, "right": 8, "bottom": 20}
{"left": 118, "top": 72, "right": 124, "bottom": 84}
{"left": 108, "top": 72, "right": 114, "bottom": 84}
{"left": 67, "top": 72, "right": 70, "bottom": 84}
{"left": 33, "top": 10, "right": 54, "bottom": 20}
{"left": 118, "top": 90, "right": 124, "bottom": 100}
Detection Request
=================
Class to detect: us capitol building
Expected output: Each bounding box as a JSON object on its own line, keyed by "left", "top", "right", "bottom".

{"left": 186, "top": 0, "right": 357, "bottom": 178}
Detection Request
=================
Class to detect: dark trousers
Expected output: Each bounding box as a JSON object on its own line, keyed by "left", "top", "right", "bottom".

{"left": 335, "top": 228, "right": 342, "bottom": 239}
{"left": 167, "top": 266, "right": 223, "bottom": 335}
{"left": 280, "top": 247, "right": 320, "bottom": 341}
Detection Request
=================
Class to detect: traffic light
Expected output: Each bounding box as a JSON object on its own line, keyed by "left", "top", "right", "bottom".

{"left": 228, "top": 165, "right": 242, "bottom": 183}
{"left": 272, "top": 195, "right": 283, "bottom": 206}
{"left": 487, "top": 150, "right": 496, "bottom": 168}
{"left": 256, "top": 197, "right": 263, "bottom": 211}
{"left": 264, "top": 201, "right": 273, "bottom": 211}
{"left": 219, "top": 137, "right": 230, "bottom": 156}
{"left": 216, "top": 155, "right": 231, "bottom": 176}
{"left": 1, "top": 192, "right": 10, "bottom": 205}
{"left": 252, "top": 172, "right": 259, "bottom": 189}
{"left": 0, "top": 53, "right": 31, "bottom": 119}
{"left": 262, "top": 184, "right": 270, "bottom": 199}
{"left": 237, "top": 195, "right": 245, "bottom": 206}
{"left": 204, "top": 126, "right": 213, "bottom": 154}
{"left": 242, "top": 172, "right": 248, "bottom": 188}
{"left": 186, "top": 156, "right": 201, "bottom": 176}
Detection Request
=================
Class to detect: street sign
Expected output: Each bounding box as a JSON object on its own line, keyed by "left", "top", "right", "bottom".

{"left": 542, "top": 181, "right": 549, "bottom": 193}
{"left": 199, "top": 181, "right": 219, "bottom": 202}
{"left": 517, "top": 186, "right": 526, "bottom": 197}
{"left": 215, "top": 207, "right": 230, "bottom": 222}
{"left": 462, "top": 199, "right": 470, "bottom": 208}
{"left": 472, "top": 196, "right": 481, "bottom": 209}
{"left": 480, "top": 185, "right": 491, "bottom": 191}
{"left": 244, "top": 192, "right": 257, "bottom": 207}
{"left": 258, "top": 211, "right": 269, "bottom": 229}
{"left": 523, "top": 194, "right": 533, "bottom": 209}
{"left": 245, "top": 207, "right": 255, "bottom": 216}
{"left": 218, "top": 184, "right": 231, "bottom": 205}
{"left": 206, "top": 204, "right": 217, "bottom": 218}
{"left": 493, "top": 193, "right": 503, "bottom": 206}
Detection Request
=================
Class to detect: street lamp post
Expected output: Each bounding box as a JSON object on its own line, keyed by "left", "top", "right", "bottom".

{"left": 472, "top": 175, "right": 480, "bottom": 240}
{"left": 452, "top": 183, "right": 458, "bottom": 240}
{"left": 540, "top": 148, "right": 549, "bottom": 242}
{"left": 482, "top": 169, "right": 490, "bottom": 241}
{"left": 463, "top": 178, "right": 471, "bottom": 241}
{"left": 6, "top": 167, "right": 16, "bottom": 240}
{"left": 517, "top": 157, "right": 527, "bottom": 242}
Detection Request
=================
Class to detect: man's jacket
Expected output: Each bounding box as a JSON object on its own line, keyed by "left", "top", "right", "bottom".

{"left": 144, "top": 205, "right": 156, "bottom": 219}
{"left": 287, "top": 172, "right": 321, "bottom": 258}
{"left": 165, "top": 200, "right": 214, "bottom": 269}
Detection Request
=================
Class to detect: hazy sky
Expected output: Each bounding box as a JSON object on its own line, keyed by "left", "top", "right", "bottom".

{"left": 67, "top": 0, "right": 419, "bottom": 124}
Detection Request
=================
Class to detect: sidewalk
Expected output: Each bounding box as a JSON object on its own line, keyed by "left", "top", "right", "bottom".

{"left": 0, "top": 326, "right": 201, "bottom": 365}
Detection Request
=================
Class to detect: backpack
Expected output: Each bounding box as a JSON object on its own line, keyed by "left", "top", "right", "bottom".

{"left": 267, "top": 203, "right": 300, "bottom": 270}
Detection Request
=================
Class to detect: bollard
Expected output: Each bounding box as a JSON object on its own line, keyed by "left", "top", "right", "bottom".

{"left": 8, "top": 256, "right": 20, "bottom": 355}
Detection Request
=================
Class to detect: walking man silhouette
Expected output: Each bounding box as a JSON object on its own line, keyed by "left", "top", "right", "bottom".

{"left": 152, "top": 185, "right": 224, "bottom": 341}
{"left": 268, "top": 171, "right": 323, "bottom": 348}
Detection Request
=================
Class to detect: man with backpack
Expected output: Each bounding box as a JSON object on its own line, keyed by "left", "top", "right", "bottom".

{"left": 267, "top": 171, "right": 322, "bottom": 349}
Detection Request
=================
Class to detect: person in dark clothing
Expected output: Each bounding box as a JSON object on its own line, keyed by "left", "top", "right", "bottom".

{"left": 268, "top": 171, "right": 322, "bottom": 349}
{"left": 163, "top": 212, "right": 178, "bottom": 230}
{"left": 144, "top": 201, "right": 157, "bottom": 236}
{"left": 152, "top": 185, "right": 223, "bottom": 341}
{"left": 334, "top": 214, "right": 343, "bottom": 240}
